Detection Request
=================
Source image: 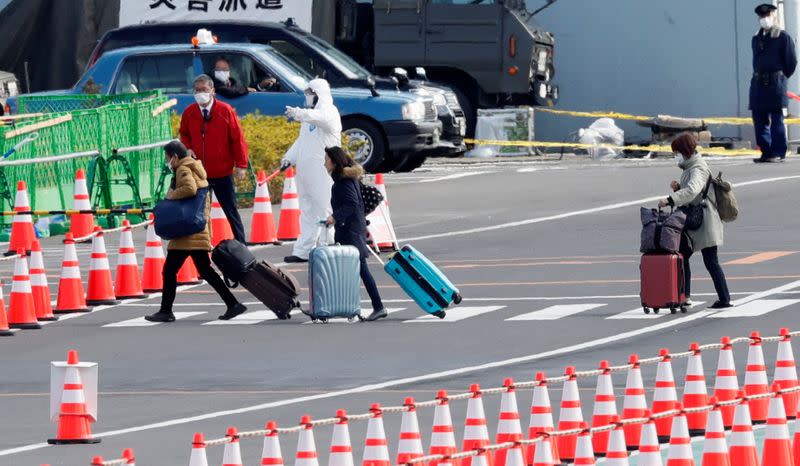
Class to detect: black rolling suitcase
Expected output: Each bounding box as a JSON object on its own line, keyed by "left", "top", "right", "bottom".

{"left": 211, "top": 240, "right": 299, "bottom": 320}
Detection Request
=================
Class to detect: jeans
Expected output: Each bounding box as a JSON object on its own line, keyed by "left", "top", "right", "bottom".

{"left": 679, "top": 237, "right": 731, "bottom": 304}
{"left": 161, "top": 250, "right": 238, "bottom": 313}
{"left": 208, "top": 175, "right": 246, "bottom": 243}
{"left": 360, "top": 256, "right": 384, "bottom": 312}
{"left": 752, "top": 109, "right": 787, "bottom": 159}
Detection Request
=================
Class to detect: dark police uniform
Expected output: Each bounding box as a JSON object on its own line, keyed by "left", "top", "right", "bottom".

{"left": 750, "top": 20, "right": 798, "bottom": 161}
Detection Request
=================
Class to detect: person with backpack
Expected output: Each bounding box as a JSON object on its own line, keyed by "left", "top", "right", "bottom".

{"left": 658, "top": 133, "right": 732, "bottom": 310}
{"left": 322, "top": 146, "right": 387, "bottom": 322}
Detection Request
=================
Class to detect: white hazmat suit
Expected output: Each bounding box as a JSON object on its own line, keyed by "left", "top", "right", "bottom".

{"left": 283, "top": 79, "right": 342, "bottom": 259}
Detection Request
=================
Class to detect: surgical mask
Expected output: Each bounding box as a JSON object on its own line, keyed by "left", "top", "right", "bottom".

{"left": 214, "top": 70, "right": 230, "bottom": 82}
{"left": 675, "top": 153, "right": 684, "bottom": 167}
{"left": 760, "top": 16, "right": 775, "bottom": 29}
{"left": 305, "top": 94, "right": 316, "bottom": 107}
{"left": 194, "top": 92, "right": 212, "bottom": 106}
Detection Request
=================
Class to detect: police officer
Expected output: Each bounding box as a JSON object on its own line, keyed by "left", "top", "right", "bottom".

{"left": 751, "top": 3, "right": 798, "bottom": 163}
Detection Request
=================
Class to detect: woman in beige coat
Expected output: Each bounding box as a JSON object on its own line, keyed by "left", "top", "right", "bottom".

{"left": 658, "top": 133, "right": 731, "bottom": 309}
{"left": 145, "top": 141, "right": 246, "bottom": 323}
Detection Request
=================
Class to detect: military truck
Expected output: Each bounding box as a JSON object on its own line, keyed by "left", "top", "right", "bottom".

{"left": 311, "top": 0, "right": 558, "bottom": 135}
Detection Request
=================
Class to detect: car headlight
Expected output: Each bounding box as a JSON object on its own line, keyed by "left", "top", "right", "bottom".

{"left": 432, "top": 92, "right": 447, "bottom": 106}
{"left": 537, "top": 49, "right": 547, "bottom": 72}
{"left": 402, "top": 101, "right": 426, "bottom": 121}
{"left": 539, "top": 83, "right": 547, "bottom": 99}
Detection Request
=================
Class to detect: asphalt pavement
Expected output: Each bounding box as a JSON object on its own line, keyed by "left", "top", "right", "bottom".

{"left": 1, "top": 156, "right": 799, "bottom": 465}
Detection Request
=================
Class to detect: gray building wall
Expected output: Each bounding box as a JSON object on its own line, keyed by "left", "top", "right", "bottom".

{"left": 532, "top": 0, "right": 767, "bottom": 143}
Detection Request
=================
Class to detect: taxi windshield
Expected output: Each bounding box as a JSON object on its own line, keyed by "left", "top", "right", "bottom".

{"left": 254, "top": 46, "right": 311, "bottom": 90}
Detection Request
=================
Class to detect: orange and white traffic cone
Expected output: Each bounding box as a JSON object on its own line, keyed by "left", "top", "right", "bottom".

{"left": 623, "top": 354, "right": 647, "bottom": 451}
{"left": 114, "top": 220, "right": 145, "bottom": 300}
{"left": 702, "top": 398, "right": 731, "bottom": 466}
{"left": 177, "top": 257, "right": 202, "bottom": 285}
{"left": 91, "top": 456, "right": 104, "bottom": 466}
{"left": 606, "top": 417, "right": 630, "bottom": 466}
{"left": 69, "top": 169, "right": 95, "bottom": 240}
{"left": 527, "top": 372, "right": 560, "bottom": 466}
{"left": 665, "top": 403, "right": 693, "bottom": 466}
{"left": 122, "top": 448, "right": 135, "bottom": 465}
{"left": 531, "top": 437, "right": 556, "bottom": 466}
{"left": 0, "top": 281, "right": 13, "bottom": 336}
{"left": 684, "top": 342, "right": 709, "bottom": 436}
{"left": 574, "top": 422, "right": 595, "bottom": 466}
{"left": 6, "top": 181, "right": 35, "bottom": 255}
{"left": 221, "top": 426, "right": 243, "bottom": 466}
{"left": 714, "top": 337, "right": 739, "bottom": 428}
{"left": 462, "top": 384, "right": 492, "bottom": 466}
{"left": 29, "top": 240, "right": 57, "bottom": 321}
{"left": 47, "top": 350, "right": 99, "bottom": 444}
{"left": 744, "top": 331, "right": 770, "bottom": 424}
{"left": 364, "top": 404, "right": 391, "bottom": 466}
{"left": 263, "top": 422, "right": 284, "bottom": 466}
{"left": 762, "top": 384, "right": 794, "bottom": 466}
{"left": 277, "top": 167, "right": 301, "bottom": 241}
{"left": 774, "top": 328, "right": 799, "bottom": 420}
{"left": 142, "top": 215, "right": 165, "bottom": 292}
{"left": 729, "top": 391, "right": 758, "bottom": 466}
{"left": 397, "top": 398, "right": 424, "bottom": 465}
{"left": 654, "top": 348, "right": 679, "bottom": 442}
{"left": 55, "top": 233, "right": 90, "bottom": 313}
{"left": 430, "top": 390, "right": 459, "bottom": 466}
{"left": 495, "top": 379, "right": 524, "bottom": 466}
{"left": 210, "top": 191, "right": 234, "bottom": 247}
{"left": 329, "top": 411, "right": 354, "bottom": 466}
{"left": 557, "top": 367, "right": 584, "bottom": 462}
{"left": 505, "top": 444, "right": 526, "bottom": 466}
{"left": 592, "top": 360, "right": 617, "bottom": 456}
{"left": 7, "top": 250, "right": 40, "bottom": 329}
{"left": 366, "top": 174, "right": 398, "bottom": 252}
{"left": 638, "top": 411, "right": 663, "bottom": 466}
{"left": 249, "top": 170, "right": 279, "bottom": 245}
{"left": 86, "top": 227, "right": 118, "bottom": 306}
{"left": 297, "top": 415, "right": 320, "bottom": 466}
{"left": 189, "top": 432, "right": 209, "bottom": 466}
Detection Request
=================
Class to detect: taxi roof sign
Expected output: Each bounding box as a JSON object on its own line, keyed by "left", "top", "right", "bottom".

{"left": 192, "top": 28, "right": 217, "bottom": 47}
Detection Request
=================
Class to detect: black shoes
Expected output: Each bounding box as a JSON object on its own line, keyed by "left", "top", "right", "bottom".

{"left": 364, "top": 308, "right": 388, "bottom": 322}
{"left": 754, "top": 157, "right": 784, "bottom": 163}
{"left": 144, "top": 310, "right": 176, "bottom": 322}
{"left": 284, "top": 255, "right": 308, "bottom": 263}
{"left": 218, "top": 303, "right": 248, "bottom": 320}
{"left": 709, "top": 301, "right": 733, "bottom": 309}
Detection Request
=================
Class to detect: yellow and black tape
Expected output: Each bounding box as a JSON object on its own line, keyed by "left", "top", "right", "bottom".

{"left": 535, "top": 107, "right": 800, "bottom": 126}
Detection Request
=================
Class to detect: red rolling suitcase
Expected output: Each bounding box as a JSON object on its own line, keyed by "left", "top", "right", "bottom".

{"left": 640, "top": 253, "right": 687, "bottom": 314}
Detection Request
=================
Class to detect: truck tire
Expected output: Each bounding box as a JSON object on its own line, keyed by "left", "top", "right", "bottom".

{"left": 343, "top": 118, "right": 386, "bottom": 173}
{"left": 393, "top": 151, "right": 427, "bottom": 173}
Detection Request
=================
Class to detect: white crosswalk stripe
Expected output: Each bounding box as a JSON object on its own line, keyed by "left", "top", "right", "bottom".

{"left": 708, "top": 299, "right": 800, "bottom": 318}
{"left": 607, "top": 302, "right": 706, "bottom": 320}
{"left": 103, "top": 312, "right": 207, "bottom": 327}
{"left": 404, "top": 306, "right": 505, "bottom": 323}
{"left": 203, "top": 310, "right": 290, "bottom": 325}
{"left": 303, "top": 308, "right": 407, "bottom": 324}
{"left": 506, "top": 303, "right": 605, "bottom": 321}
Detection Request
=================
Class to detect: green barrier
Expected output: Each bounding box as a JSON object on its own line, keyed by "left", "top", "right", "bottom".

{"left": 16, "top": 90, "right": 162, "bottom": 114}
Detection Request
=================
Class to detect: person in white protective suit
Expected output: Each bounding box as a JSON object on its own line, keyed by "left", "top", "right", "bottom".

{"left": 281, "top": 79, "right": 342, "bottom": 262}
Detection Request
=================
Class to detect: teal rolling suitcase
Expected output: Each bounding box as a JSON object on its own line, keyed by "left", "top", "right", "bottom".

{"left": 383, "top": 245, "right": 462, "bottom": 318}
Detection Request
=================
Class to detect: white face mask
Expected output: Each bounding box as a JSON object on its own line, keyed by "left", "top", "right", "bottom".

{"left": 675, "top": 153, "right": 684, "bottom": 167}
{"left": 305, "top": 94, "right": 316, "bottom": 107}
{"left": 214, "top": 70, "right": 230, "bottom": 82}
{"left": 194, "top": 92, "right": 212, "bottom": 106}
{"left": 760, "top": 16, "right": 775, "bottom": 30}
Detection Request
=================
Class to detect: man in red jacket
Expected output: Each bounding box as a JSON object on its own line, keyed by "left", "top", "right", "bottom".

{"left": 180, "top": 74, "right": 249, "bottom": 243}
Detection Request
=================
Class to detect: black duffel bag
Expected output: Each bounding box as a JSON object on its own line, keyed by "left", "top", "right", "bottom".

{"left": 640, "top": 207, "right": 686, "bottom": 254}
{"left": 211, "top": 239, "right": 256, "bottom": 288}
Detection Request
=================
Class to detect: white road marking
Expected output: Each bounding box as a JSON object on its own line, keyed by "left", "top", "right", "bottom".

{"left": 103, "top": 312, "right": 206, "bottom": 327}
{"left": 506, "top": 303, "right": 605, "bottom": 321}
{"left": 607, "top": 302, "right": 706, "bottom": 320}
{"left": 202, "top": 310, "right": 282, "bottom": 325}
{"left": 418, "top": 171, "right": 492, "bottom": 183}
{"left": 401, "top": 174, "right": 800, "bottom": 242}
{"left": 708, "top": 299, "right": 800, "bottom": 318}
{"left": 730, "top": 279, "right": 800, "bottom": 306}
{"left": 404, "top": 305, "right": 505, "bottom": 322}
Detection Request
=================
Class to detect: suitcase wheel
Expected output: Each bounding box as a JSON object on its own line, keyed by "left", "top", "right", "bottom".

{"left": 643, "top": 307, "right": 650, "bottom": 314}
{"left": 453, "top": 293, "right": 463, "bottom": 305}
{"left": 433, "top": 310, "right": 446, "bottom": 319}
{"left": 670, "top": 307, "right": 677, "bottom": 314}
{"left": 680, "top": 306, "right": 688, "bottom": 314}
{"left": 653, "top": 308, "right": 660, "bottom": 314}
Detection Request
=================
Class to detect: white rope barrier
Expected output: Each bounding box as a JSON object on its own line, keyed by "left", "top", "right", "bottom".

{"left": 0, "top": 149, "right": 100, "bottom": 167}
{"left": 73, "top": 219, "right": 152, "bottom": 243}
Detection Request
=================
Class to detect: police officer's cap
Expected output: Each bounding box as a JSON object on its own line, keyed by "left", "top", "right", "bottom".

{"left": 755, "top": 3, "right": 778, "bottom": 16}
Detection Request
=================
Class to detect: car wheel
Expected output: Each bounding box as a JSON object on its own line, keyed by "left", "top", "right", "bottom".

{"left": 393, "top": 152, "right": 427, "bottom": 173}
{"left": 342, "top": 119, "right": 386, "bottom": 173}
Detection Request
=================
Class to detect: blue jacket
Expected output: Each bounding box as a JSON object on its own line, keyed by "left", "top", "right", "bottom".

{"left": 750, "top": 29, "right": 798, "bottom": 111}
{"left": 331, "top": 165, "right": 369, "bottom": 258}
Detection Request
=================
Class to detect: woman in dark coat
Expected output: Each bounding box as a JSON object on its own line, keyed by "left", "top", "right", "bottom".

{"left": 323, "top": 146, "right": 387, "bottom": 321}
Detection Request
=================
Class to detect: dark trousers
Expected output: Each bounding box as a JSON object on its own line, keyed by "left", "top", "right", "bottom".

{"left": 752, "top": 109, "right": 787, "bottom": 159}
{"left": 360, "top": 256, "right": 384, "bottom": 312}
{"left": 679, "top": 237, "right": 731, "bottom": 304}
{"left": 161, "top": 250, "right": 238, "bottom": 313}
{"left": 208, "top": 175, "right": 246, "bottom": 243}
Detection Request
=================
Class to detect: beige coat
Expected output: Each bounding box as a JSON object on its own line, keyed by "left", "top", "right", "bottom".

{"left": 669, "top": 153, "right": 723, "bottom": 251}
{"left": 166, "top": 157, "right": 212, "bottom": 251}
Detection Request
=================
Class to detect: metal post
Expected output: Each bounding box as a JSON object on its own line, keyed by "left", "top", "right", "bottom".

{"left": 782, "top": 0, "right": 800, "bottom": 146}
{"left": 23, "top": 61, "right": 31, "bottom": 94}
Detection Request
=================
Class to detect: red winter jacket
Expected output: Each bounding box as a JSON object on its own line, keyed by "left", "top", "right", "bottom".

{"left": 179, "top": 99, "right": 248, "bottom": 179}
